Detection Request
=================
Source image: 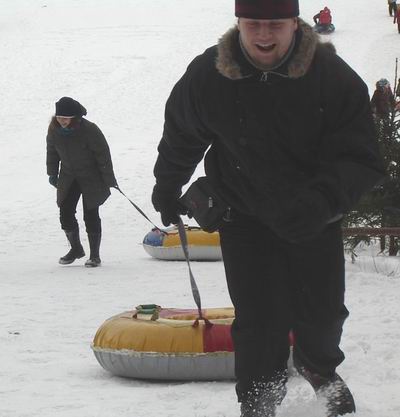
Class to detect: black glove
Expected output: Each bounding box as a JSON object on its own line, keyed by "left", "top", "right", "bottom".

{"left": 267, "top": 189, "right": 333, "bottom": 243}
{"left": 152, "top": 185, "right": 187, "bottom": 227}
{"left": 48, "top": 175, "right": 58, "bottom": 188}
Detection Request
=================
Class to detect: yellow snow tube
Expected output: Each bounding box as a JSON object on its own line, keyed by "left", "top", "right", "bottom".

{"left": 142, "top": 225, "right": 222, "bottom": 261}
{"left": 92, "top": 305, "right": 235, "bottom": 380}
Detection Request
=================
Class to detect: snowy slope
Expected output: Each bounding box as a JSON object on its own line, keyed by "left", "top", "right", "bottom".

{"left": 0, "top": 1, "right": 399, "bottom": 416}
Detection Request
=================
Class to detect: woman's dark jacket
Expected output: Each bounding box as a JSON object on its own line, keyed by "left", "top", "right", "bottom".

{"left": 153, "top": 20, "right": 385, "bottom": 239}
{"left": 46, "top": 118, "right": 117, "bottom": 210}
{"left": 370, "top": 87, "right": 395, "bottom": 118}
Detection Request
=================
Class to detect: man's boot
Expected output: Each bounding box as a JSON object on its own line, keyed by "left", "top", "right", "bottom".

{"left": 59, "top": 229, "right": 85, "bottom": 265}
{"left": 295, "top": 361, "right": 355, "bottom": 417}
{"left": 241, "top": 400, "right": 277, "bottom": 417}
{"left": 239, "top": 376, "right": 287, "bottom": 417}
{"left": 85, "top": 232, "right": 101, "bottom": 267}
{"left": 316, "top": 373, "right": 356, "bottom": 417}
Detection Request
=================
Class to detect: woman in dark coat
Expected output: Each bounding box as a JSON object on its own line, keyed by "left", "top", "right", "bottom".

{"left": 370, "top": 78, "right": 396, "bottom": 119}
{"left": 46, "top": 97, "right": 117, "bottom": 267}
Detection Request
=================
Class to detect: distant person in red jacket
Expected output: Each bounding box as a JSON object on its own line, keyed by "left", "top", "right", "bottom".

{"left": 313, "top": 6, "right": 334, "bottom": 33}
{"left": 394, "top": 5, "right": 400, "bottom": 33}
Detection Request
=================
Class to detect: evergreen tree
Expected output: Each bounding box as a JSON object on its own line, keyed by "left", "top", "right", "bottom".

{"left": 343, "top": 60, "right": 400, "bottom": 256}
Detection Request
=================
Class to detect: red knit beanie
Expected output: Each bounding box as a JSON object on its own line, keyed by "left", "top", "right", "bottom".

{"left": 235, "top": 0, "right": 299, "bottom": 19}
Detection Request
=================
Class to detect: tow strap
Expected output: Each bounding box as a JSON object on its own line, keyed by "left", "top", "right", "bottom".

{"left": 116, "top": 186, "right": 209, "bottom": 325}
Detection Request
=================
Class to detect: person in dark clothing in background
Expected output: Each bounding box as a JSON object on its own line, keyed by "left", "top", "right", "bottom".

{"left": 388, "top": 0, "right": 397, "bottom": 17}
{"left": 151, "top": 0, "right": 384, "bottom": 416}
{"left": 370, "top": 78, "right": 396, "bottom": 119}
{"left": 46, "top": 97, "right": 117, "bottom": 267}
{"left": 394, "top": 3, "right": 400, "bottom": 33}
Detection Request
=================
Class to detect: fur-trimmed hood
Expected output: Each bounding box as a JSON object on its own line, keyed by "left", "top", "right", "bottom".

{"left": 216, "top": 19, "right": 335, "bottom": 80}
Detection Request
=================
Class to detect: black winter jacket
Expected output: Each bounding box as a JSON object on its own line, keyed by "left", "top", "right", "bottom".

{"left": 153, "top": 20, "right": 385, "bottom": 239}
{"left": 47, "top": 118, "right": 117, "bottom": 210}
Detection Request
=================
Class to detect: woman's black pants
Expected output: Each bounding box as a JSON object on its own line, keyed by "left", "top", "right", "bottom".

{"left": 219, "top": 214, "right": 348, "bottom": 402}
{"left": 59, "top": 180, "right": 101, "bottom": 233}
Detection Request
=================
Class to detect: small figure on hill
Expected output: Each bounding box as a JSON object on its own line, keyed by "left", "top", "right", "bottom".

{"left": 395, "top": 81, "right": 400, "bottom": 111}
{"left": 396, "top": 81, "right": 400, "bottom": 98}
{"left": 370, "top": 78, "right": 396, "bottom": 119}
{"left": 313, "top": 6, "right": 335, "bottom": 34}
{"left": 394, "top": 3, "right": 400, "bottom": 33}
{"left": 388, "top": 0, "right": 397, "bottom": 17}
{"left": 46, "top": 97, "right": 118, "bottom": 267}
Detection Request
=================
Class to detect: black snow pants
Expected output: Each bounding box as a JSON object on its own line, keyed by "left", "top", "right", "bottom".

{"left": 218, "top": 214, "right": 349, "bottom": 403}
{"left": 59, "top": 180, "right": 101, "bottom": 233}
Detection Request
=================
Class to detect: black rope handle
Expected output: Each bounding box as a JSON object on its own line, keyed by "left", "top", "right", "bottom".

{"left": 177, "top": 217, "right": 211, "bottom": 325}
{"left": 114, "top": 186, "right": 165, "bottom": 233}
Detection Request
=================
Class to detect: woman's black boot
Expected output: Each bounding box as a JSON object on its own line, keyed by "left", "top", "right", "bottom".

{"left": 85, "top": 232, "right": 102, "bottom": 267}
{"left": 59, "top": 229, "right": 85, "bottom": 265}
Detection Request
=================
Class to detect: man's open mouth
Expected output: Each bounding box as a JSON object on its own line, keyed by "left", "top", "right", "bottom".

{"left": 255, "top": 43, "right": 276, "bottom": 52}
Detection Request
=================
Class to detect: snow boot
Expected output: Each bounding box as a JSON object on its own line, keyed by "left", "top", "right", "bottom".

{"left": 239, "top": 377, "right": 287, "bottom": 417}
{"left": 59, "top": 229, "right": 85, "bottom": 265}
{"left": 240, "top": 401, "right": 277, "bottom": 417}
{"left": 317, "top": 374, "right": 356, "bottom": 417}
{"left": 85, "top": 232, "right": 101, "bottom": 267}
{"left": 295, "top": 363, "right": 355, "bottom": 416}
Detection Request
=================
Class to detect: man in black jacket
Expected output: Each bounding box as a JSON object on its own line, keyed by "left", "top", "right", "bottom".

{"left": 152, "top": 1, "right": 385, "bottom": 416}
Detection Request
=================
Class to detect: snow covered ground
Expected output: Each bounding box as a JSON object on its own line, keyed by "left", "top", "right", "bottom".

{"left": 1, "top": 0, "right": 399, "bottom": 416}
